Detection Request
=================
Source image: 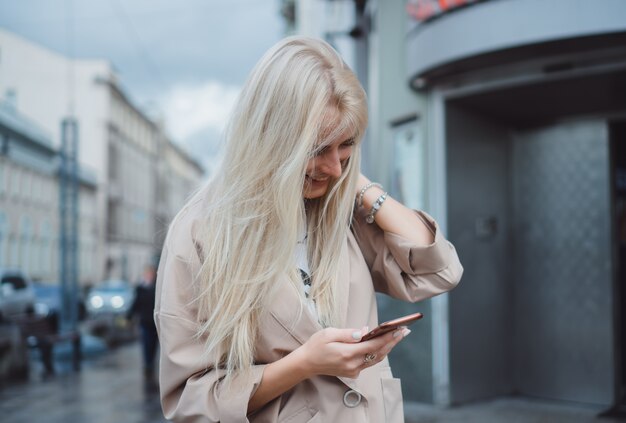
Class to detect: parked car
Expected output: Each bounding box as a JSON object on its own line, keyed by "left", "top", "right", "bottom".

{"left": 84, "top": 280, "right": 136, "bottom": 346}
{"left": 32, "top": 282, "right": 86, "bottom": 327}
{"left": 0, "top": 269, "right": 36, "bottom": 321}
{"left": 85, "top": 279, "right": 135, "bottom": 316}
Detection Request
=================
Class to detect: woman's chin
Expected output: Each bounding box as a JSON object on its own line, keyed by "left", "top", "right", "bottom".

{"left": 303, "top": 180, "right": 329, "bottom": 199}
{"left": 303, "top": 189, "right": 326, "bottom": 199}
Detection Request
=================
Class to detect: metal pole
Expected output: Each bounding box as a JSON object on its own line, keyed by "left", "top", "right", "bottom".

{"left": 59, "top": 117, "right": 79, "bottom": 335}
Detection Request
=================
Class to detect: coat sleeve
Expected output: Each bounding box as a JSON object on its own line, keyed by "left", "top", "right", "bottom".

{"left": 155, "top": 222, "right": 266, "bottom": 423}
{"left": 352, "top": 209, "right": 463, "bottom": 302}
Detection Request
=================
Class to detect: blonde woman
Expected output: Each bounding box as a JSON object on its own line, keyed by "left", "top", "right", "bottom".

{"left": 155, "top": 36, "right": 463, "bottom": 423}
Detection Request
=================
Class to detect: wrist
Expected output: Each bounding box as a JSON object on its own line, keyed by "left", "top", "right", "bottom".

{"left": 290, "top": 344, "right": 316, "bottom": 379}
{"left": 361, "top": 185, "right": 385, "bottom": 209}
{"left": 356, "top": 182, "right": 382, "bottom": 208}
{"left": 365, "top": 191, "right": 388, "bottom": 224}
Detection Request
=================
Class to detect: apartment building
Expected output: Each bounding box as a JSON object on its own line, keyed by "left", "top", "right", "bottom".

{"left": 0, "top": 100, "right": 98, "bottom": 284}
{"left": 0, "top": 29, "right": 203, "bottom": 284}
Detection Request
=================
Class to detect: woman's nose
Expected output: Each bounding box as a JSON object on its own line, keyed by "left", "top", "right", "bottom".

{"left": 320, "top": 149, "right": 343, "bottom": 178}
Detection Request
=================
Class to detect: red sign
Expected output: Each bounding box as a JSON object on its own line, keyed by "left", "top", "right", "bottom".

{"left": 406, "top": 0, "right": 484, "bottom": 22}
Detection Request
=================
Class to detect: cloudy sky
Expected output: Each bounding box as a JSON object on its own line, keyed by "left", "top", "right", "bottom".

{"left": 0, "top": 0, "right": 284, "bottom": 172}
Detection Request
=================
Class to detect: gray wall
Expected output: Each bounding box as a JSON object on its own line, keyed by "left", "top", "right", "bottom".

{"left": 407, "top": 0, "right": 626, "bottom": 80}
{"left": 446, "top": 107, "right": 615, "bottom": 405}
{"left": 512, "top": 120, "right": 614, "bottom": 405}
{"left": 369, "top": 0, "right": 434, "bottom": 403}
{"left": 368, "top": 0, "right": 425, "bottom": 188}
{"left": 379, "top": 294, "right": 433, "bottom": 403}
{"left": 446, "top": 104, "right": 514, "bottom": 403}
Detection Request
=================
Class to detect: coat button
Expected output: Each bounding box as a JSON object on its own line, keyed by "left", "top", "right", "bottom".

{"left": 343, "top": 389, "right": 362, "bottom": 408}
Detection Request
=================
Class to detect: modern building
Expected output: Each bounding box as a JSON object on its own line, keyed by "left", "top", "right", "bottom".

{"left": 0, "top": 28, "right": 204, "bottom": 285}
{"left": 404, "top": 0, "right": 625, "bottom": 411}
{"left": 289, "top": 0, "right": 626, "bottom": 414}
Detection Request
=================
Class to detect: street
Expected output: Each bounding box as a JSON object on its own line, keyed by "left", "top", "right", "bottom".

{"left": 0, "top": 339, "right": 622, "bottom": 423}
{"left": 0, "top": 342, "right": 165, "bottom": 423}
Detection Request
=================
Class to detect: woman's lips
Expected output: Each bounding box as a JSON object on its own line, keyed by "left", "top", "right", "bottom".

{"left": 306, "top": 175, "right": 329, "bottom": 183}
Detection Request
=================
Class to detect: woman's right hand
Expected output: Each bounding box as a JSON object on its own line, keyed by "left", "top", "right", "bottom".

{"left": 294, "top": 326, "right": 410, "bottom": 379}
{"left": 248, "top": 325, "right": 410, "bottom": 414}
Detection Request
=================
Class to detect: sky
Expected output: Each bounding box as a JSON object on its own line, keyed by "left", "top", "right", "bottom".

{"left": 0, "top": 0, "right": 285, "bottom": 172}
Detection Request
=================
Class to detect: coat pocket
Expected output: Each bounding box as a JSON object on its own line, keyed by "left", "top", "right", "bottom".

{"left": 279, "top": 406, "right": 318, "bottom": 423}
{"left": 381, "top": 377, "right": 404, "bottom": 423}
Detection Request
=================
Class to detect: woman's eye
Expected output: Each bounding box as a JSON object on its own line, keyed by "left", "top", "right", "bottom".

{"left": 313, "top": 139, "right": 354, "bottom": 156}
{"left": 314, "top": 146, "right": 329, "bottom": 156}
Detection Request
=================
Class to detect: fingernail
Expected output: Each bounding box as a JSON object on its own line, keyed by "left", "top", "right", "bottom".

{"left": 403, "top": 329, "right": 411, "bottom": 337}
{"left": 352, "top": 331, "right": 362, "bottom": 340}
{"left": 393, "top": 329, "right": 402, "bottom": 338}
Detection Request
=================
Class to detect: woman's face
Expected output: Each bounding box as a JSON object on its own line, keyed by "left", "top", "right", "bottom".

{"left": 303, "top": 131, "right": 355, "bottom": 199}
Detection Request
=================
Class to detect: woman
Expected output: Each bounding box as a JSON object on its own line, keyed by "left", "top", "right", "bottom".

{"left": 155, "top": 36, "right": 463, "bottom": 422}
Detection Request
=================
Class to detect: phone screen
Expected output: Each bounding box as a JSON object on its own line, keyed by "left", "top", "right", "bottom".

{"left": 359, "top": 312, "right": 423, "bottom": 342}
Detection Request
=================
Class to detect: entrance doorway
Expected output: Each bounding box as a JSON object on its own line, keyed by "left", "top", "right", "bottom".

{"left": 610, "top": 121, "right": 626, "bottom": 412}
{"left": 446, "top": 105, "right": 615, "bottom": 406}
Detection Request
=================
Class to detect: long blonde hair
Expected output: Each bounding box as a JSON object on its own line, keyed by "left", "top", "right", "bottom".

{"left": 171, "top": 36, "right": 368, "bottom": 376}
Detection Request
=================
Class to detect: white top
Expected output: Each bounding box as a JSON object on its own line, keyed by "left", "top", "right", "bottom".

{"left": 294, "top": 225, "right": 318, "bottom": 321}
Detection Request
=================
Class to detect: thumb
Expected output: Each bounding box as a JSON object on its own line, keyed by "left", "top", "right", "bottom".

{"left": 334, "top": 326, "right": 370, "bottom": 343}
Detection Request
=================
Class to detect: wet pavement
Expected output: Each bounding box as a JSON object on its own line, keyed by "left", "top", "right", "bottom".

{"left": 0, "top": 342, "right": 165, "bottom": 423}
{"left": 0, "top": 340, "right": 623, "bottom": 423}
{"left": 404, "top": 398, "right": 624, "bottom": 423}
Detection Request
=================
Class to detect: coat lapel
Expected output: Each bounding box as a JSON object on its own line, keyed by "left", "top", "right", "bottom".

{"left": 269, "top": 237, "right": 352, "bottom": 344}
{"left": 335, "top": 234, "right": 363, "bottom": 393}
{"left": 268, "top": 239, "right": 362, "bottom": 392}
{"left": 269, "top": 275, "right": 322, "bottom": 345}
{"left": 336, "top": 237, "right": 351, "bottom": 329}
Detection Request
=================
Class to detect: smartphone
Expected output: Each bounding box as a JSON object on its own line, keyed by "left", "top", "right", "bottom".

{"left": 359, "top": 312, "right": 423, "bottom": 342}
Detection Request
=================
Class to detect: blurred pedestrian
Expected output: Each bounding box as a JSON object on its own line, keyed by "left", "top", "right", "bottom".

{"left": 155, "top": 36, "right": 463, "bottom": 422}
{"left": 17, "top": 306, "right": 54, "bottom": 377}
{"left": 127, "top": 265, "right": 158, "bottom": 383}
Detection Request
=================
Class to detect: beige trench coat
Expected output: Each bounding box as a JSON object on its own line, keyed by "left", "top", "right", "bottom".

{"left": 155, "top": 200, "right": 463, "bottom": 423}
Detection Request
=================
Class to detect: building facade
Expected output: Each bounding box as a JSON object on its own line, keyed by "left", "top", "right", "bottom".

{"left": 401, "top": 0, "right": 626, "bottom": 410}
{"left": 157, "top": 139, "right": 204, "bottom": 243}
{"left": 105, "top": 82, "right": 160, "bottom": 281}
{"left": 290, "top": 0, "right": 626, "bottom": 413}
{"left": 0, "top": 100, "right": 98, "bottom": 285}
{"left": 0, "top": 29, "right": 204, "bottom": 285}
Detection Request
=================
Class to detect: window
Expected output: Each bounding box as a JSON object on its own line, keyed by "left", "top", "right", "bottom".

{"left": 26, "top": 171, "right": 34, "bottom": 203}
{"left": 32, "top": 174, "right": 41, "bottom": 206}
{"left": 11, "top": 167, "right": 20, "bottom": 199}
{"left": 0, "top": 159, "right": 4, "bottom": 196}
{"left": 391, "top": 118, "right": 425, "bottom": 210}
{"left": 108, "top": 142, "right": 119, "bottom": 181}
{"left": 8, "top": 235, "right": 17, "bottom": 267}
{"left": 0, "top": 212, "right": 5, "bottom": 267}
{"left": 40, "top": 219, "right": 50, "bottom": 274}
{"left": 20, "top": 216, "right": 32, "bottom": 270}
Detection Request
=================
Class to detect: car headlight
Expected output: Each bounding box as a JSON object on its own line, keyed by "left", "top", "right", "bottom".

{"left": 90, "top": 295, "right": 104, "bottom": 309}
{"left": 34, "top": 302, "right": 50, "bottom": 316}
{"left": 111, "top": 295, "right": 125, "bottom": 309}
